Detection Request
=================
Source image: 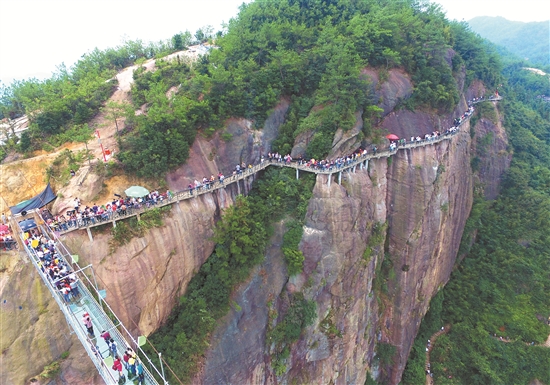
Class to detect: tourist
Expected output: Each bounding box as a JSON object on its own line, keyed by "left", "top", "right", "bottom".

{"left": 112, "top": 356, "right": 125, "bottom": 382}
{"left": 123, "top": 349, "right": 131, "bottom": 370}
{"left": 136, "top": 359, "right": 145, "bottom": 384}
{"left": 100, "top": 330, "right": 111, "bottom": 344}
{"left": 82, "top": 313, "right": 94, "bottom": 337}
{"left": 109, "top": 338, "right": 118, "bottom": 358}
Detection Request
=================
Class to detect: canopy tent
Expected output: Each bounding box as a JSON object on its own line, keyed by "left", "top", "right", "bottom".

{"left": 9, "top": 183, "right": 57, "bottom": 215}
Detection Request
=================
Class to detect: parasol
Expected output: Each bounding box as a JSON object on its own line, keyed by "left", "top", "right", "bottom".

{"left": 124, "top": 186, "right": 150, "bottom": 198}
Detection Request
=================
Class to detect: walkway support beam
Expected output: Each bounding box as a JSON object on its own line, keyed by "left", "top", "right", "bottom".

{"left": 296, "top": 168, "right": 299, "bottom": 180}
{"left": 338, "top": 172, "right": 342, "bottom": 185}
{"left": 86, "top": 227, "right": 93, "bottom": 242}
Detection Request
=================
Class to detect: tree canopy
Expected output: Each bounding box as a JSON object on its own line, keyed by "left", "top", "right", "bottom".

{"left": 117, "top": 0, "right": 502, "bottom": 174}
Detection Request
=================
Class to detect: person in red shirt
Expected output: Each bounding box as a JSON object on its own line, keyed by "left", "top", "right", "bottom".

{"left": 112, "top": 356, "right": 125, "bottom": 382}
{"left": 100, "top": 330, "right": 111, "bottom": 344}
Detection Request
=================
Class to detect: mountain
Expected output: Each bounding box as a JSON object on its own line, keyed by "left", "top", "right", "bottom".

{"left": 468, "top": 16, "right": 549, "bottom": 66}
{"left": 2, "top": 2, "right": 549, "bottom": 385}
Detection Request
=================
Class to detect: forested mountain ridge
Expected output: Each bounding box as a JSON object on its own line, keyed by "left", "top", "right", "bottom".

{"left": 468, "top": 16, "right": 550, "bottom": 66}
{"left": 2, "top": 0, "right": 501, "bottom": 173}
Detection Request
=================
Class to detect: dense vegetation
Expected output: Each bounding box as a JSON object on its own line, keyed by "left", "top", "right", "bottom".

{"left": 144, "top": 168, "right": 314, "bottom": 382}
{"left": 83, "top": 0, "right": 501, "bottom": 175}
{"left": 0, "top": 36, "right": 194, "bottom": 159}
{"left": 1, "top": 0, "right": 503, "bottom": 172}
{"left": 468, "top": 16, "right": 550, "bottom": 67}
{"left": 402, "top": 62, "right": 550, "bottom": 384}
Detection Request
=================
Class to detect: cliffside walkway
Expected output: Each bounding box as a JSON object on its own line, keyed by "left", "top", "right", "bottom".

{"left": 14, "top": 217, "right": 169, "bottom": 385}
{"left": 13, "top": 97, "right": 501, "bottom": 385}
{"left": 57, "top": 96, "right": 502, "bottom": 240}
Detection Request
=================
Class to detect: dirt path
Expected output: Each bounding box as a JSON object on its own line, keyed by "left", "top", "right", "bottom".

{"left": 0, "top": 50, "right": 193, "bottom": 214}
{"left": 425, "top": 325, "right": 451, "bottom": 385}
{"left": 492, "top": 333, "right": 550, "bottom": 347}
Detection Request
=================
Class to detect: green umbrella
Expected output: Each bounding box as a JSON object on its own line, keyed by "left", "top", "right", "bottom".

{"left": 125, "top": 186, "right": 150, "bottom": 198}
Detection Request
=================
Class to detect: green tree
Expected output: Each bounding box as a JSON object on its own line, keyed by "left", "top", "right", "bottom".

{"left": 72, "top": 124, "right": 94, "bottom": 166}
{"left": 101, "top": 100, "right": 131, "bottom": 136}
{"left": 18, "top": 131, "right": 31, "bottom": 153}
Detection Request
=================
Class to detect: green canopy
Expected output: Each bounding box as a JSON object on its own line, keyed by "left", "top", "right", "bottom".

{"left": 125, "top": 186, "right": 149, "bottom": 198}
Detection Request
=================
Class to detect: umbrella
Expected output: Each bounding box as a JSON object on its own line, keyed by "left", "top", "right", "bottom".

{"left": 386, "top": 134, "right": 399, "bottom": 141}
{"left": 18, "top": 218, "right": 37, "bottom": 232}
{"left": 125, "top": 186, "right": 150, "bottom": 198}
{"left": 0, "top": 224, "right": 8, "bottom": 233}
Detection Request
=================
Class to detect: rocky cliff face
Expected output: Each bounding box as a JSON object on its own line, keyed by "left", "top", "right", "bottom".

{"left": 188, "top": 71, "right": 509, "bottom": 385}
{"left": 0, "top": 252, "right": 101, "bottom": 385}
{"left": 382, "top": 132, "right": 474, "bottom": 383}
{"left": 191, "top": 122, "right": 477, "bottom": 385}
{"left": 471, "top": 108, "right": 511, "bottom": 200}
{"left": 4, "top": 69, "right": 509, "bottom": 385}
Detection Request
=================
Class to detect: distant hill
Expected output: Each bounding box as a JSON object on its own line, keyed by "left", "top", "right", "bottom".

{"left": 468, "top": 16, "right": 549, "bottom": 66}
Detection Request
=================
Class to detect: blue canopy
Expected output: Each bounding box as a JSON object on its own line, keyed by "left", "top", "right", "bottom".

{"left": 9, "top": 183, "right": 57, "bottom": 215}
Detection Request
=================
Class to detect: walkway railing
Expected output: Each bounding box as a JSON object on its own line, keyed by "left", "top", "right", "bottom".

{"left": 56, "top": 98, "right": 500, "bottom": 236}
{"left": 16, "top": 220, "right": 169, "bottom": 385}
{"left": 57, "top": 130, "right": 459, "bottom": 235}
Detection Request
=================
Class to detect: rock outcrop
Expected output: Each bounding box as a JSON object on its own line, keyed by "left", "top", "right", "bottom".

{"left": 3, "top": 72, "right": 509, "bottom": 385}
{"left": 64, "top": 183, "right": 247, "bottom": 337}
{"left": 0, "top": 252, "right": 100, "bottom": 385}
{"left": 471, "top": 106, "right": 511, "bottom": 200}
{"left": 191, "top": 118, "right": 477, "bottom": 384}
{"left": 188, "top": 97, "right": 508, "bottom": 384}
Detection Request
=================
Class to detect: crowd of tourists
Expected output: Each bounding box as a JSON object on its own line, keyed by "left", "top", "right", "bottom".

{"left": 45, "top": 190, "right": 173, "bottom": 232}
{"left": 48, "top": 99, "right": 480, "bottom": 234}
{"left": 287, "top": 103, "right": 476, "bottom": 172}
{"left": 97, "top": 329, "right": 145, "bottom": 383}
{"left": 22, "top": 223, "right": 145, "bottom": 383}
{"left": 23, "top": 227, "right": 81, "bottom": 304}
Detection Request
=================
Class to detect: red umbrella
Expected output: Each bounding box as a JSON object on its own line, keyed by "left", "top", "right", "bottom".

{"left": 386, "top": 134, "right": 399, "bottom": 141}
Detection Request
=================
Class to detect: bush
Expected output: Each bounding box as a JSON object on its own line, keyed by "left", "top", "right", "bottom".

{"left": 269, "top": 292, "right": 317, "bottom": 347}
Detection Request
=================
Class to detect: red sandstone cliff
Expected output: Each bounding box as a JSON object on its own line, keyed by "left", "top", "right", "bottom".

{"left": 2, "top": 69, "right": 510, "bottom": 385}
{"left": 188, "top": 70, "right": 510, "bottom": 385}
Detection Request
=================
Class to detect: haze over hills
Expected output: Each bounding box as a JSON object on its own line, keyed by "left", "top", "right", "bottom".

{"left": 468, "top": 16, "right": 549, "bottom": 66}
